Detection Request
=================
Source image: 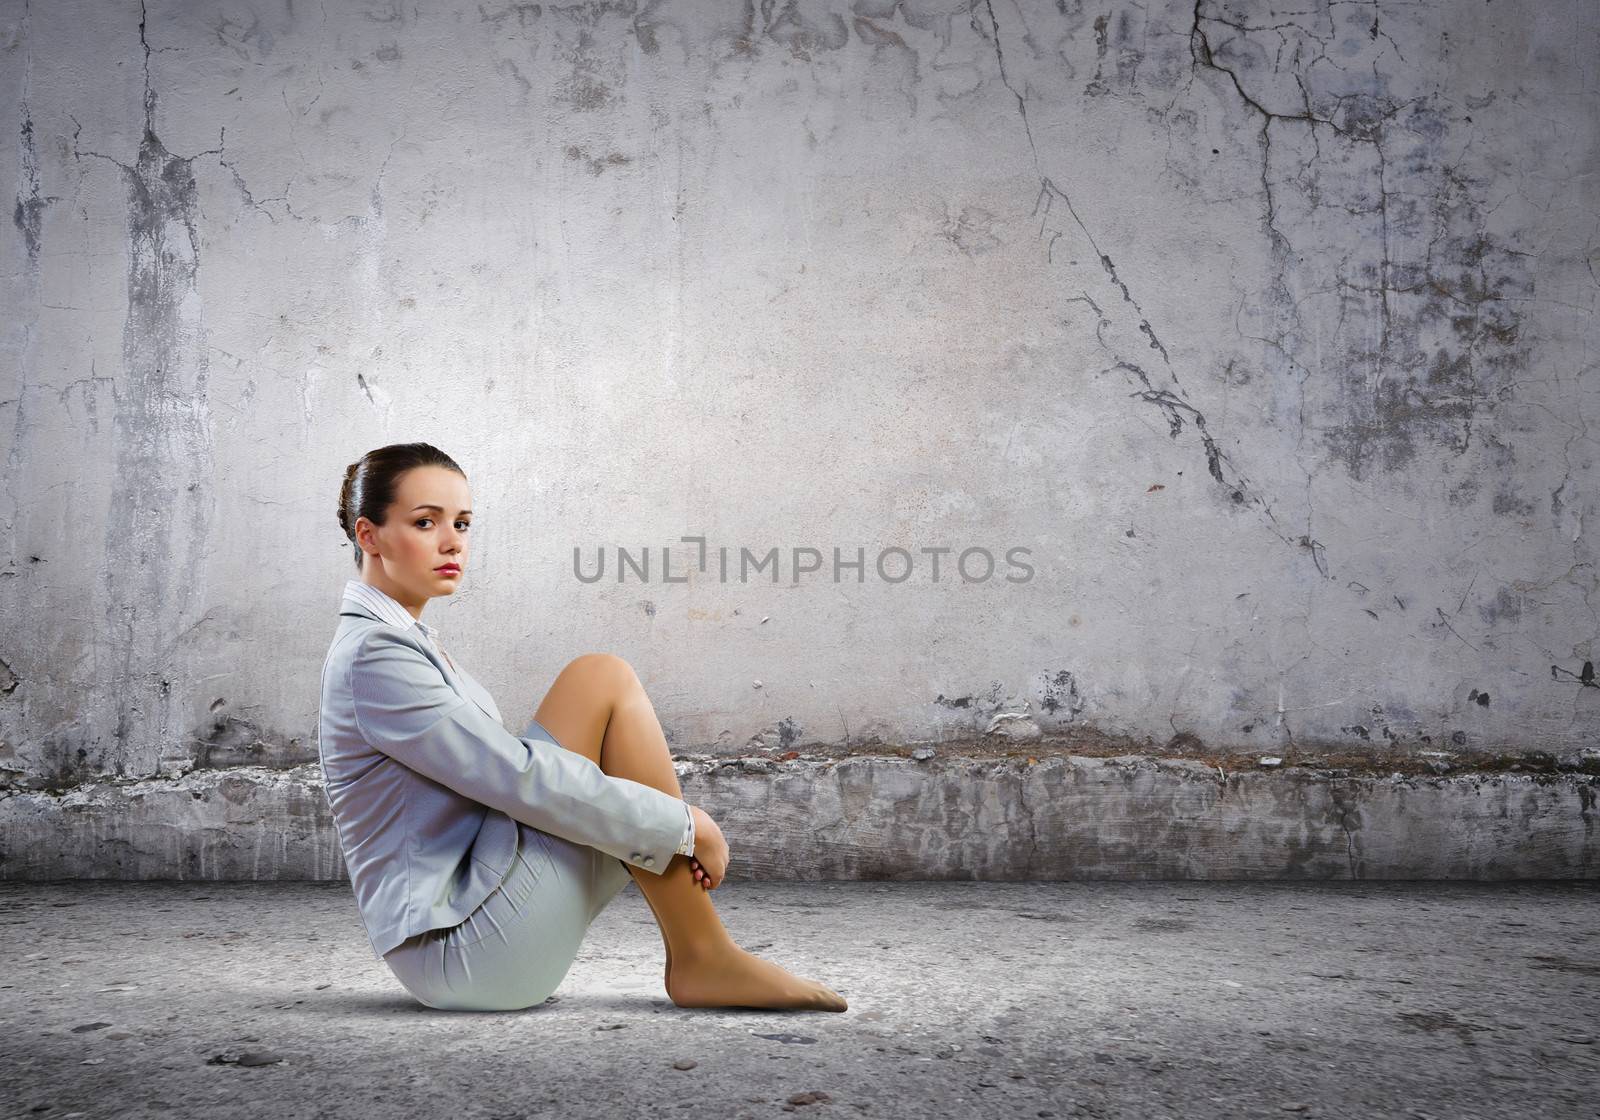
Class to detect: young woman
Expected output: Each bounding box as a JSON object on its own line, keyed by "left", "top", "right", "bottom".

{"left": 319, "top": 442, "right": 847, "bottom": 1013}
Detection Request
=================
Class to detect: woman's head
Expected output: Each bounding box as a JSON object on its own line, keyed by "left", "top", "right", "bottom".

{"left": 337, "top": 443, "right": 471, "bottom": 606}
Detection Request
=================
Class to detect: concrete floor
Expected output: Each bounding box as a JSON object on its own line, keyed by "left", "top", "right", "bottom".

{"left": 0, "top": 880, "right": 1596, "bottom": 1120}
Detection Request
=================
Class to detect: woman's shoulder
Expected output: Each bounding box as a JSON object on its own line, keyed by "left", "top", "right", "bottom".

{"left": 340, "top": 622, "right": 453, "bottom": 694}
{"left": 326, "top": 616, "right": 427, "bottom": 672}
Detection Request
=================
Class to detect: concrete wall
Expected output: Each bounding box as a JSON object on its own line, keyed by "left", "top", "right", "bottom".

{"left": 3, "top": 757, "right": 1595, "bottom": 880}
{"left": 2, "top": 0, "right": 1598, "bottom": 842}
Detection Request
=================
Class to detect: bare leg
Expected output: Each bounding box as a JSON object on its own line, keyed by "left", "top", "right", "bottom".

{"left": 531, "top": 653, "right": 847, "bottom": 1011}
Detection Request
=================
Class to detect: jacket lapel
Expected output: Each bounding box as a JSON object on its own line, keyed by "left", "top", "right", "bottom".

{"left": 338, "top": 597, "right": 503, "bottom": 725}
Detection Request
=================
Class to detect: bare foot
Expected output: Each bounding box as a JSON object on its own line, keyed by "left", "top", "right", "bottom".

{"left": 667, "top": 943, "right": 847, "bottom": 1012}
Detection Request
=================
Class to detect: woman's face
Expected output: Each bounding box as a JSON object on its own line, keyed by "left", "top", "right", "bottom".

{"left": 355, "top": 465, "right": 472, "bottom": 607}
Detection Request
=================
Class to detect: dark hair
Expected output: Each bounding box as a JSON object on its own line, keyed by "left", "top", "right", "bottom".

{"left": 337, "top": 443, "right": 467, "bottom": 570}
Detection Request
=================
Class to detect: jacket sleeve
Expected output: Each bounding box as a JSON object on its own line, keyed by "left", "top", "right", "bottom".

{"left": 679, "top": 801, "right": 695, "bottom": 856}
{"left": 349, "top": 627, "right": 687, "bottom": 874}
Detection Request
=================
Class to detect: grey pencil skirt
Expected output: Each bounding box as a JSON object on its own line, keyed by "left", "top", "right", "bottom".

{"left": 383, "top": 820, "right": 635, "bottom": 1011}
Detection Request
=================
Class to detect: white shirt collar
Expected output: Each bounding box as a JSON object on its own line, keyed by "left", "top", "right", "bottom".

{"left": 343, "top": 578, "right": 442, "bottom": 647}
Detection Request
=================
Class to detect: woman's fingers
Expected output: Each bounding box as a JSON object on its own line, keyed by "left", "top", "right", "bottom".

{"left": 687, "top": 805, "right": 730, "bottom": 889}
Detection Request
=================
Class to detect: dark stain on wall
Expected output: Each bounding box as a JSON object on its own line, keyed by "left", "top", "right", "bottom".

{"left": 13, "top": 109, "right": 58, "bottom": 263}
{"left": 565, "top": 143, "right": 631, "bottom": 176}
{"left": 777, "top": 716, "right": 802, "bottom": 749}
{"left": 1312, "top": 115, "right": 1532, "bottom": 483}
{"left": 191, "top": 715, "right": 315, "bottom": 771}
{"left": 1477, "top": 587, "right": 1523, "bottom": 627}
{"left": 60, "top": 12, "right": 222, "bottom": 784}
{"left": 731, "top": 0, "right": 849, "bottom": 59}
{"left": 1036, "top": 669, "right": 1084, "bottom": 726}
{"left": 104, "top": 107, "right": 217, "bottom": 776}
{"left": 1551, "top": 661, "right": 1597, "bottom": 689}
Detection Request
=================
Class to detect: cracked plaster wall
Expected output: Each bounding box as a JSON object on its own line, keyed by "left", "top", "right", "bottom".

{"left": 1, "top": 0, "right": 1597, "bottom": 794}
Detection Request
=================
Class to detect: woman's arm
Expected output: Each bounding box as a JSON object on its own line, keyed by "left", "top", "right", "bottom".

{"left": 349, "top": 627, "right": 687, "bottom": 874}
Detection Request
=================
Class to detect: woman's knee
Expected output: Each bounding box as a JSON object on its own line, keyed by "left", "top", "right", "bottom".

{"left": 559, "top": 651, "right": 640, "bottom": 695}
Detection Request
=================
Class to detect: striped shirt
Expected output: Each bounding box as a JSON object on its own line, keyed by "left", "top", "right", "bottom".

{"left": 343, "top": 579, "right": 694, "bottom": 858}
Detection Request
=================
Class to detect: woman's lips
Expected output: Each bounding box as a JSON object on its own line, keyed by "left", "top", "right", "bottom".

{"left": 435, "top": 566, "right": 460, "bottom": 576}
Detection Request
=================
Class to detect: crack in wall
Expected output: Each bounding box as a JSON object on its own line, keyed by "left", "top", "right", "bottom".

{"left": 971, "top": 1, "right": 1569, "bottom": 717}
{"left": 1189, "top": 0, "right": 1539, "bottom": 488}
{"left": 972, "top": 0, "right": 1331, "bottom": 580}
{"left": 1328, "top": 778, "right": 1361, "bottom": 879}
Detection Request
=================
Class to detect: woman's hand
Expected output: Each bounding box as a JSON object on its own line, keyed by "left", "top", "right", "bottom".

{"left": 686, "top": 805, "right": 728, "bottom": 890}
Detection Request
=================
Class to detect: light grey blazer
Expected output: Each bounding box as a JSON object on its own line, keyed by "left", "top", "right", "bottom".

{"left": 318, "top": 590, "right": 689, "bottom": 960}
